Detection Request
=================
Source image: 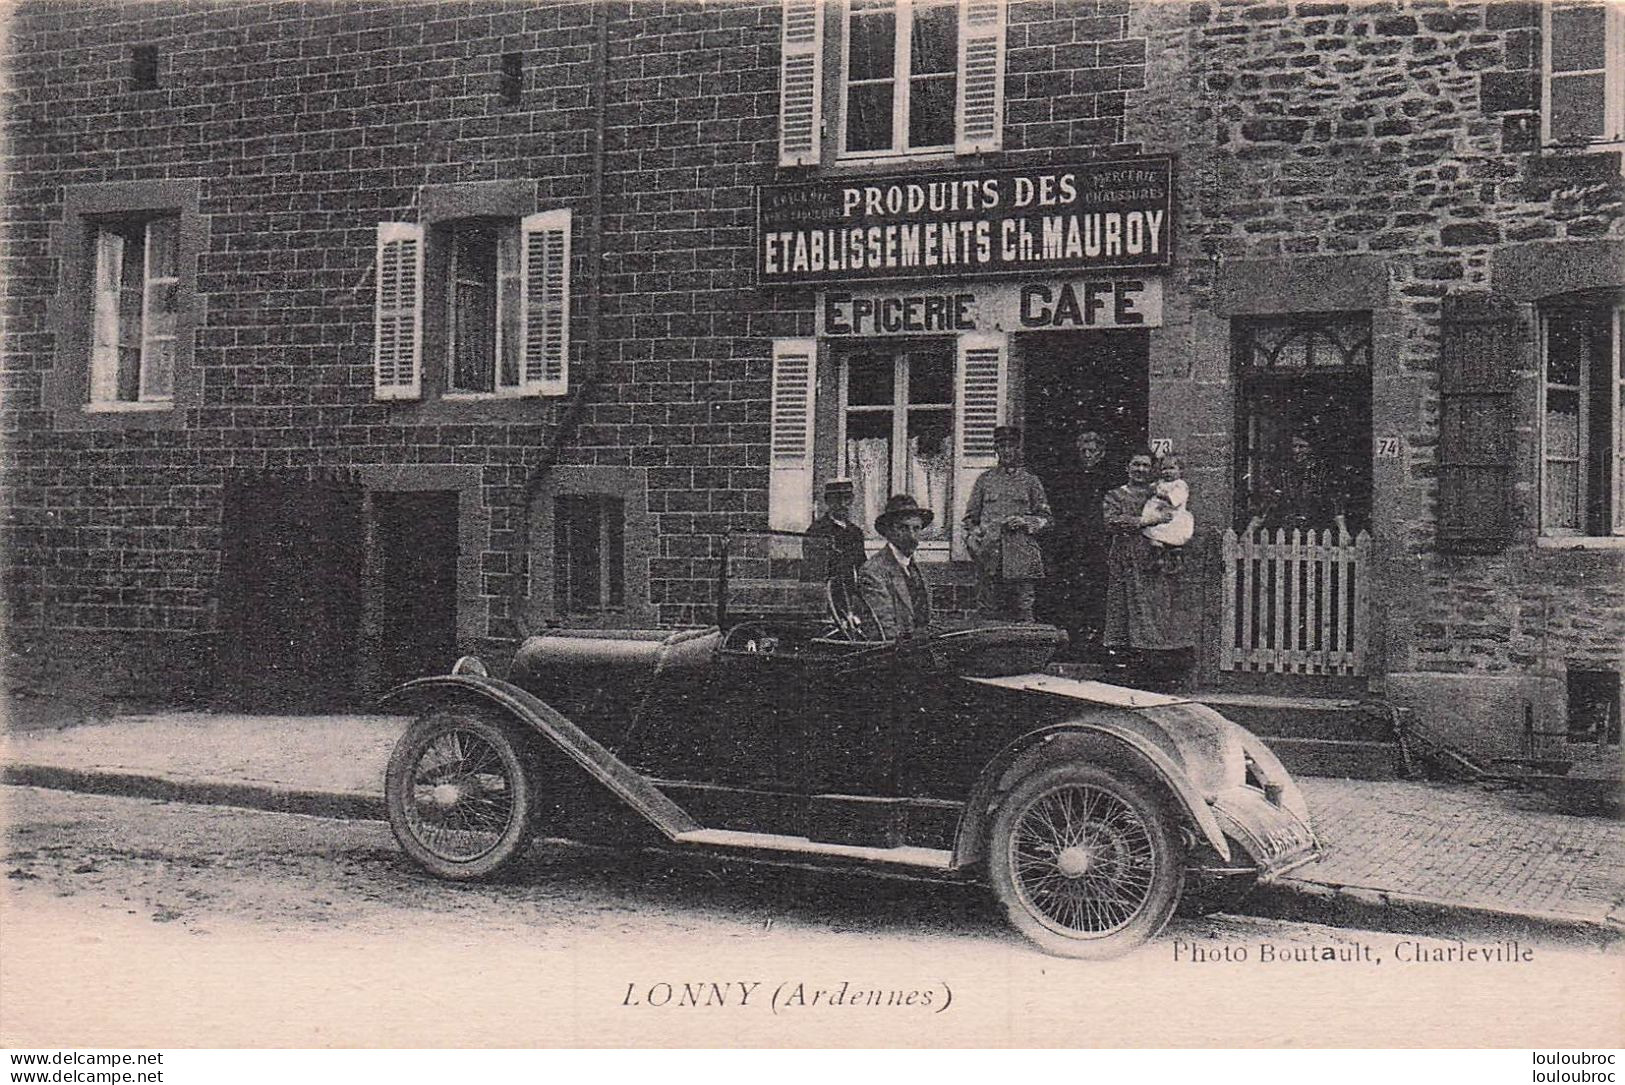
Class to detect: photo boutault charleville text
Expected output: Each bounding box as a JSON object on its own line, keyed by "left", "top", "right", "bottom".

{"left": 0, "top": 0, "right": 1620, "bottom": 1065}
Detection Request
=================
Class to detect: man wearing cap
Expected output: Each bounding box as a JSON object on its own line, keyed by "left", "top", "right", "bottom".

{"left": 963, "top": 425, "right": 1051, "bottom": 624}
{"left": 856, "top": 494, "right": 934, "bottom": 640}
{"left": 805, "top": 478, "right": 867, "bottom": 599}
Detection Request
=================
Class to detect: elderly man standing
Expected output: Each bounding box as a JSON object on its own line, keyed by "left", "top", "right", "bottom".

{"left": 963, "top": 425, "right": 1051, "bottom": 623}
{"left": 856, "top": 494, "right": 934, "bottom": 640}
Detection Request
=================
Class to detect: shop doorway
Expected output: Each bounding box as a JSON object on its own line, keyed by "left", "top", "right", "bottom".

{"left": 219, "top": 475, "right": 364, "bottom": 709}
{"left": 372, "top": 491, "right": 460, "bottom": 689}
{"left": 1018, "top": 330, "right": 1150, "bottom": 485}
{"left": 1018, "top": 330, "right": 1149, "bottom": 639}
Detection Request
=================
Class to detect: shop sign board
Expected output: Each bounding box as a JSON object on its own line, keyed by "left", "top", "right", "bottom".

{"left": 759, "top": 157, "right": 1173, "bottom": 286}
{"left": 816, "top": 277, "right": 1164, "bottom": 337}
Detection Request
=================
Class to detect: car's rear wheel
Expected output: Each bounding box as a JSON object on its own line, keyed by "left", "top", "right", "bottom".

{"left": 385, "top": 706, "right": 536, "bottom": 881}
{"left": 988, "top": 763, "right": 1184, "bottom": 959}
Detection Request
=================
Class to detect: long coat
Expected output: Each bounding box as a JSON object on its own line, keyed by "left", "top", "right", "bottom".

{"left": 856, "top": 546, "right": 932, "bottom": 640}
{"left": 963, "top": 466, "right": 1052, "bottom": 581}
{"left": 1102, "top": 482, "right": 1196, "bottom": 651}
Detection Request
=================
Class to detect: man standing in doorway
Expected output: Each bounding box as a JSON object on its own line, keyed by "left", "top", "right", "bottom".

{"left": 1046, "top": 429, "right": 1115, "bottom": 659}
{"left": 963, "top": 426, "right": 1051, "bottom": 623}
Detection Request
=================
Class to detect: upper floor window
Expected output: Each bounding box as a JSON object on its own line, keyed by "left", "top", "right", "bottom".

{"left": 777, "top": 0, "right": 1006, "bottom": 167}
{"left": 374, "top": 209, "right": 570, "bottom": 402}
{"left": 446, "top": 219, "right": 521, "bottom": 395}
{"left": 1543, "top": 0, "right": 1625, "bottom": 151}
{"left": 88, "top": 215, "right": 179, "bottom": 407}
{"left": 844, "top": 0, "right": 958, "bottom": 157}
{"left": 1540, "top": 293, "right": 1623, "bottom": 537}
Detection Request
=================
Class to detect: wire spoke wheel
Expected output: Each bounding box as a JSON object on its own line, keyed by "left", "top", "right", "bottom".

{"left": 405, "top": 728, "right": 517, "bottom": 861}
{"left": 385, "top": 708, "right": 536, "bottom": 880}
{"left": 989, "top": 763, "right": 1183, "bottom": 959}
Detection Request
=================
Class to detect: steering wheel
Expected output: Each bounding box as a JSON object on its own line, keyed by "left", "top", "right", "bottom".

{"left": 825, "top": 580, "right": 883, "bottom": 642}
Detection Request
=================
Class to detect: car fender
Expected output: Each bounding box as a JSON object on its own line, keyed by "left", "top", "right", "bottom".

{"left": 379, "top": 674, "right": 700, "bottom": 840}
{"left": 953, "top": 721, "right": 1232, "bottom": 867}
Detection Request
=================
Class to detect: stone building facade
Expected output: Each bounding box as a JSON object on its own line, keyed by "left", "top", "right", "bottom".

{"left": 3, "top": 0, "right": 1620, "bottom": 758}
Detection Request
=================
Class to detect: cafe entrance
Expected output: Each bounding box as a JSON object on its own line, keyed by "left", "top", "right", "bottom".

{"left": 1017, "top": 329, "right": 1150, "bottom": 485}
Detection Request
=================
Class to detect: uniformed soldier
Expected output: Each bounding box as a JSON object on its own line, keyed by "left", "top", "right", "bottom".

{"left": 962, "top": 425, "right": 1052, "bottom": 623}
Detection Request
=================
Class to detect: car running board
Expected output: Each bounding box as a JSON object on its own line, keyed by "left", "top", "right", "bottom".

{"left": 673, "top": 828, "right": 953, "bottom": 870}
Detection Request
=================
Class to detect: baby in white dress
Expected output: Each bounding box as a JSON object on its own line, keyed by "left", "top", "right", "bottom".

{"left": 1142, "top": 455, "right": 1194, "bottom": 547}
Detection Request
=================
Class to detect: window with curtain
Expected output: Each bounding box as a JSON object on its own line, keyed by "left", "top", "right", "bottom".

{"left": 1541, "top": 295, "right": 1623, "bottom": 536}
{"left": 446, "top": 219, "right": 521, "bottom": 395}
{"left": 839, "top": 343, "right": 954, "bottom": 544}
{"left": 88, "top": 215, "right": 179, "bottom": 406}
{"left": 843, "top": 0, "right": 958, "bottom": 156}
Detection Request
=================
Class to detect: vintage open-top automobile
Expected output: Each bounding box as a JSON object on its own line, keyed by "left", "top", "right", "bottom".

{"left": 380, "top": 532, "right": 1319, "bottom": 958}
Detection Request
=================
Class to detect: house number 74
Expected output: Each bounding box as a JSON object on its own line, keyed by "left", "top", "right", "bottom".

{"left": 1375, "top": 436, "right": 1400, "bottom": 458}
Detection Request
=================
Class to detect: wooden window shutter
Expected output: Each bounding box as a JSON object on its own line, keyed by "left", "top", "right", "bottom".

{"left": 955, "top": 0, "right": 1006, "bottom": 155}
{"left": 520, "top": 209, "right": 572, "bottom": 397}
{"left": 374, "top": 222, "right": 424, "bottom": 401}
{"left": 769, "top": 338, "right": 818, "bottom": 531}
{"left": 778, "top": 0, "right": 823, "bottom": 167}
{"left": 1438, "top": 294, "right": 1526, "bottom": 551}
{"left": 952, "top": 331, "right": 1007, "bottom": 558}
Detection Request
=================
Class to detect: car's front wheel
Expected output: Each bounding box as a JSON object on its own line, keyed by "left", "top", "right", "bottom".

{"left": 385, "top": 706, "right": 536, "bottom": 881}
{"left": 988, "top": 763, "right": 1184, "bottom": 959}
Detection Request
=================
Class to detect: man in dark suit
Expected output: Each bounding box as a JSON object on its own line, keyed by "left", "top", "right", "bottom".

{"left": 805, "top": 477, "right": 867, "bottom": 610}
{"left": 856, "top": 494, "right": 934, "bottom": 640}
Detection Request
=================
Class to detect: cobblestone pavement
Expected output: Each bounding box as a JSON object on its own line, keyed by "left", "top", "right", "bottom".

{"left": 1285, "top": 777, "right": 1624, "bottom": 926}
{"left": 3, "top": 710, "right": 1622, "bottom": 934}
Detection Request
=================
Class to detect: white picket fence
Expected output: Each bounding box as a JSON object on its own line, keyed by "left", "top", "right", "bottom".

{"left": 1219, "top": 527, "right": 1371, "bottom": 675}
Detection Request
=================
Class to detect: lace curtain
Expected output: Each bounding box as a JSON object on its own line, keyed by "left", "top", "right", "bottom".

{"left": 847, "top": 437, "right": 891, "bottom": 540}
{"left": 845, "top": 435, "right": 952, "bottom": 541}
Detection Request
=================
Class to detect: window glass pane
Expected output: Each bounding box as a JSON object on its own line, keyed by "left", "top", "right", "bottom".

{"left": 497, "top": 229, "right": 521, "bottom": 389}
{"left": 846, "top": 353, "right": 895, "bottom": 404}
{"left": 905, "top": 410, "right": 952, "bottom": 540}
{"left": 844, "top": 414, "right": 892, "bottom": 541}
{"left": 117, "top": 346, "right": 142, "bottom": 402}
{"left": 141, "top": 338, "right": 175, "bottom": 400}
{"left": 147, "top": 280, "right": 178, "bottom": 327}
{"left": 604, "top": 497, "right": 626, "bottom": 607}
{"left": 1550, "top": 73, "right": 1606, "bottom": 142}
{"left": 1550, "top": 3, "right": 1607, "bottom": 72}
{"left": 1544, "top": 460, "right": 1581, "bottom": 530}
{"left": 908, "top": 74, "right": 955, "bottom": 148}
{"left": 1547, "top": 314, "right": 1585, "bottom": 385}
{"left": 910, "top": 2, "right": 958, "bottom": 75}
{"left": 1546, "top": 389, "right": 1582, "bottom": 458}
{"left": 846, "top": 83, "right": 895, "bottom": 152}
{"left": 117, "top": 282, "right": 143, "bottom": 349}
{"left": 1586, "top": 316, "right": 1615, "bottom": 535}
{"left": 907, "top": 350, "right": 952, "bottom": 404}
{"left": 556, "top": 495, "right": 603, "bottom": 612}
{"left": 450, "top": 223, "right": 498, "bottom": 393}
{"left": 145, "top": 217, "right": 177, "bottom": 279}
{"left": 848, "top": 7, "right": 896, "bottom": 80}
{"left": 94, "top": 229, "right": 124, "bottom": 294}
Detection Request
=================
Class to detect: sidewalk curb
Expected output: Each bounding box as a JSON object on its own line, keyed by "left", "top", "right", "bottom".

{"left": 2, "top": 763, "right": 384, "bottom": 823}
{"left": 1250, "top": 876, "right": 1625, "bottom": 946}
{"left": 6, "top": 761, "right": 1622, "bottom": 947}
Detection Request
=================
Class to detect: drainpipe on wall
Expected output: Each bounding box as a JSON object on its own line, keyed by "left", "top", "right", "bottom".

{"left": 505, "top": 0, "right": 610, "bottom": 644}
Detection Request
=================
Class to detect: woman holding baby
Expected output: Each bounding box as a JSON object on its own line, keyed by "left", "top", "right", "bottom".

{"left": 1101, "top": 448, "right": 1195, "bottom": 689}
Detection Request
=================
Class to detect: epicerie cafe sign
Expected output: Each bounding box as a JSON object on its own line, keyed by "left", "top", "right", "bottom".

{"left": 817, "top": 279, "right": 1164, "bottom": 336}
{"left": 758, "top": 157, "right": 1173, "bottom": 286}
